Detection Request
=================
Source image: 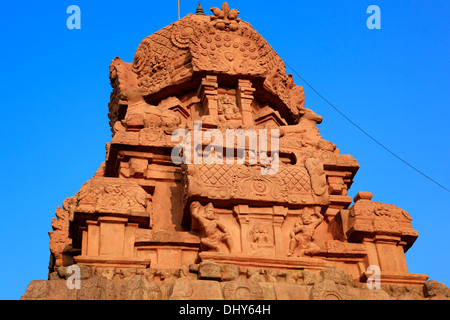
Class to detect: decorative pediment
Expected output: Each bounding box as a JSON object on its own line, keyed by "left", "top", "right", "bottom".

{"left": 342, "top": 192, "right": 418, "bottom": 250}
{"left": 68, "top": 177, "right": 150, "bottom": 219}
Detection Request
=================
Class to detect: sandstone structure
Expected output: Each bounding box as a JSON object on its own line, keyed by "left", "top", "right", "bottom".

{"left": 23, "top": 2, "right": 449, "bottom": 300}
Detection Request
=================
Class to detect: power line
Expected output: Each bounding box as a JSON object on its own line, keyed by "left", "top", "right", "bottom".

{"left": 284, "top": 61, "right": 449, "bottom": 193}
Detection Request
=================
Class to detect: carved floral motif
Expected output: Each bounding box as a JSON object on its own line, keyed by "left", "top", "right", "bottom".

{"left": 345, "top": 198, "right": 419, "bottom": 247}
{"left": 71, "top": 178, "right": 149, "bottom": 215}
{"left": 210, "top": 2, "right": 241, "bottom": 31}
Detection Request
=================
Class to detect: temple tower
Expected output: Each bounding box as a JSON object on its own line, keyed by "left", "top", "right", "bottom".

{"left": 23, "top": 2, "right": 442, "bottom": 300}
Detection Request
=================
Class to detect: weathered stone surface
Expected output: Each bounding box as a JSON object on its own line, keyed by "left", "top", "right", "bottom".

{"left": 23, "top": 1, "right": 448, "bottom": 300}
{"left": 21, "top": 265, "right": 448, "bottom": 300}
{"left": 423, "top": 280, "right": 450, "bottom": 299}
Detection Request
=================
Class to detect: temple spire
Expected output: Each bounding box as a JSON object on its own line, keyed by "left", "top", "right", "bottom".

{"left": 195, "top": 1, "right": 206, "bottom": 15}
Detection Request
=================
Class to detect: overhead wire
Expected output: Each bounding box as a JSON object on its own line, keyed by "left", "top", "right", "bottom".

{"left": 284, "top": 61, "right": 449, "bottom": 193}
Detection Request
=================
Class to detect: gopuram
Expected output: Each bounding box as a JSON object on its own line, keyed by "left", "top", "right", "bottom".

{"left": 23, "top": 2, "right": 449, "bottom": 300}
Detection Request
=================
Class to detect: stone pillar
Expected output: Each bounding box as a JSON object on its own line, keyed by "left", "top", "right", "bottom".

{"left": 372, "top": 235, "right": 408, "bottom": 274}
{"left": 79, "top": 217, "right": 140, "bottom": 260}
{"left": 236, "top": 79, "right": 255, "bottom": 125}
{"left": 273, "top": 206, "right": 288, "bottom": 256}
{"left": 233, "top": 204, "right": 250, "bottom": 254}
{"left": 197, "top": 75, "right": 219, "bottom": 118}
{"left": 86, "top": 220, "right": 100, "bottom": 256}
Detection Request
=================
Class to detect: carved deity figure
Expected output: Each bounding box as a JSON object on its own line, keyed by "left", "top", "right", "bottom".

{"left": 250, "top": 223, "right": 269, "bottom": 244}
{"left": 287, "top": 207, "right": 324, "bottom": 257}
{"left": 190, "top": 201, "right": 234, "bottom": 252}
{"left": 217, "top": 94, "right": 242, "bottom": 122}
{"left": 249, "top": 223, "right": 270, "bottom": 253}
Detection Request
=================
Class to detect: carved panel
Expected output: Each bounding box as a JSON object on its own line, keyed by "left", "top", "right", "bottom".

{"left": 345, "top": 198, "right": 419, "bottom": 248}
{"left": 69, "top": 178, "right": 150, "bottom": 219}
{"left": 190, "top": 27, "right": 269, "bottom": 76}
{"left": 248, "top": 221, "right": 274, "bottom": 255}
{"left": 183, "top": 159, "right": 329, "bottom": 206}
{"left": 222, "top": 280, "right": 264, "bottom": 300}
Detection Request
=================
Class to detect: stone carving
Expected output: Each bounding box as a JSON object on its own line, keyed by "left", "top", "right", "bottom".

{"left": 130, "top": 18, "right": 195, "bottom": 95}
{"left": 248, "top": 222, "right": 274, "bottom": 255}
{"left": 305, "top": 157, "right": 328, "bottom": 199}
{"left": 190, "top": 26, "right": 269, "bottom": 76}
{"left": 171, "top": 22, "right": 195, "bottom": 49}
{"left": 310, "top": 268, "right": 352, "bottom": 300}
{"left": 345, "top": 193, "right": 419, "bottom": 245}
{"left": 123, "top": 89, "right": 181, "bottom": 130}
{"left": 249, "top": 223, "right": 270, "bottom": 246}
{"left": 70, "top": 178, "right": 149, "bottom": 216}
{"left": 298, "top": 108, "right": 323, "bottom": 135}
{"left": 48, "top": 202, "right": 73, "bottom": 271}
{"left": 313, "top": 240, "right": 367, "bottom": 258}
{"left": 76, "top": 276, "right": 117, "bottom": 300}
{"left": 423, "top": 280, "right": 450, "bottom": 300}
{"left": 222, "top": 279, "right": 264, "bottom": 300}
{"left": 263, "top": 67, "right": 304, "bottom": 120}
{"left": 120, "top": 275, "right": 162, "bottom": 300}
{"left": 107, "top": 4, "right": 307, "bottom": 126}
{"left": 210, "top": 2, "right": 241, "bottom": 31}
{"left": 183, "top": 162, "right": 330, "bottom": 206}
{"left": 280, "top": 108, "right": 323, "bottom": 141}
{"left": 22, "top": 2, "right": 440, "bottom": 301}
{"left": 23, "top": 263, "right": 448, "bottom": 300}
{"left": 189, "top": 201, "right": 234, "bottom": 253}
{"left": 278, "top": 165, "right": 311, "bottom": 196}
{"left": 289, "top": 85, "right": 306, "bottom": 114}
{"left": 217, "top": 94, "right": 242, "bottom": 122}
{"left": 287, "top": 207, "right": 324, "bottom": 257}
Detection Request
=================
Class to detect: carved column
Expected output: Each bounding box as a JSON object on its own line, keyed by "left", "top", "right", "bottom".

{"left": 197, "top": 75, "right": 219, "bottom": 118}
{"left": 233, "top": 204, "right": 250, "bottom": 254}
{"left": 273, "top": 206, "right": 288, "bottom": 256}
{"left": 76, "top": 216, "right": 150, "bottom": 268}
{"left": 236, "top": 79, "right": 255, "bottom": 125}
{"left": 85, "top": 220, "right": 100, "bottom": 256}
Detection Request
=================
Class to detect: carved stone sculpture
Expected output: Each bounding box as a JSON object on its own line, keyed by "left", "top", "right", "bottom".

{"left": 287, "top": 207, "right": 323, "bottom": 257}
{"left": 217, "top": 94, "right": 242, "bottom": 122}
{"left": 122, "top": 88, "right": 181, "bottom": 130}
{"left": 190, "top": 201, "right": 234, "bottom": 253}
{"left": 22, "top": 2, "right": 447, "bottom": 300}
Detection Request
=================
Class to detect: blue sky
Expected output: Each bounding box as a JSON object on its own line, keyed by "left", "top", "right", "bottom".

{"left": 0, "top": 1, "right": 448, "bottom": 299}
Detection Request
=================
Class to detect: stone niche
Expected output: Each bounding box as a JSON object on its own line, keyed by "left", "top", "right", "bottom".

{"left": 24, "top": 2, "right": 449, "bottom": 300}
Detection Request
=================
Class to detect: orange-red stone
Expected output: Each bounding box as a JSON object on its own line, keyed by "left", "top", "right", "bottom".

{"left": 22, "top": 2, "right": 449, "bottom": 300}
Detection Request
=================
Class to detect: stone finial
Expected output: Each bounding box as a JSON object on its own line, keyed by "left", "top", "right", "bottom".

{"left": 195, "top": 2, "right": 206, "bottom": 15}
{"left": 210, "top": 2, "right": 240, "bottom": 31}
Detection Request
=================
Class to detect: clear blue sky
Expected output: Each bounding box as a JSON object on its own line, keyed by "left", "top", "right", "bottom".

{"left": 0, "top": 1, "right": 448, "bottom": 300}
